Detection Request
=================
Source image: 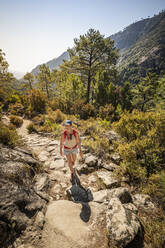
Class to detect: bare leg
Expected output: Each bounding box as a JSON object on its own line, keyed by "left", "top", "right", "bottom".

{"left": 66, "top": 154, "right": 74, "bottom": 174}
{"left": 71, "top": 153, "right": 77, "bottom": 167}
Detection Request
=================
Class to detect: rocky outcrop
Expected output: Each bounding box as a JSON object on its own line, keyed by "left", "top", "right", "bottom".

{"left": 106, "top": 198, "right": 143, "bottom": 247}
{"left": 97, "top": 170, "right": 121, "bottom": 189}
{"left": 41, "top": 200, "right": 108, "bottom": 248}
{"left": 0, "top": 146, "right": 49, "bottom": 247}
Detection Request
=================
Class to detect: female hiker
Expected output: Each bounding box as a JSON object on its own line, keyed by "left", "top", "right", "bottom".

{"left": 60, "top": 120, "right": 83, "bottom": 181}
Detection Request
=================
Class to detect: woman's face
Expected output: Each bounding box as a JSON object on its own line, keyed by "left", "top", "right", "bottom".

{"left": 65, "top": 125, "right": 72, "bottom": 132}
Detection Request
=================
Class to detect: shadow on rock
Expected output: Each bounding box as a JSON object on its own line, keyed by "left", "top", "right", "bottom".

{"left": 66, "top": 171, "right": 93, "bottom": 223}
{"left": 125, "top": 222, "right": 144, "bottom": 248}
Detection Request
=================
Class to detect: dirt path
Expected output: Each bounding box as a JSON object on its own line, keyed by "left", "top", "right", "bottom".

{"left": 17, "top": 119, "right": 31, "bottom": 136}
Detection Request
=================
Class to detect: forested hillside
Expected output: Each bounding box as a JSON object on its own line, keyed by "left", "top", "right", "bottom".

{"left": 111, "top": 10, "right": 165, "bottom": 83}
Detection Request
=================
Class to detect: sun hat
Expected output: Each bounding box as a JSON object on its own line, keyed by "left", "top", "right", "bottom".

{"left": 64, "top": 120, "right": 72, "bottom": 126}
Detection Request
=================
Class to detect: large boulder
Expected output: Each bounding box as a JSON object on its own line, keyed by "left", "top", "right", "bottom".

{"left": 41, "top": 200, "right": 108, "bottom": 248}
{"left": 0, "top": 147, "right": 48, "bottom": 247}
{"left": 106, "top": 198, "right": 143, "bottom": 247}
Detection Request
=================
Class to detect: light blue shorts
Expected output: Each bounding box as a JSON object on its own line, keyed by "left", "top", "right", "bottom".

{"left": 64, "top": 147, "right": 78, "bottom": 155}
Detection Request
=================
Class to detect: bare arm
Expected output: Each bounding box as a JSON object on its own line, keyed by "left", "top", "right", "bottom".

{"left": 75, "top": 131, "right": 83, "bottom": 158}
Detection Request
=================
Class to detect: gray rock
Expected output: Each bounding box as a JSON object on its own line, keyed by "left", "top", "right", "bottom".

{"left": 76, "top": 163, "right": 95, "bottom": 174}
{"left": 46, "top": 146, "right": 56, "bottom": 152}
{"left": 0, "top": 147, "right": 47, "bottom": 247}
{"left": 49, "top": 159, "right": 65, "bottom": 170}
{"left": 107, "top": 187, "right": 132, "bottom": 204}
{"left": 34, "top": 211, "right": 45, "bottom": 229}
{"left": 102, "top": 162, "right": 118, "bottom": 171}
{"left": 49, "top": 171, "right": 64, "bottom": 182}
{"left": 123, "top": 203, "right": 138, "bottom": 214}
{"left": 132, "top": 194, "right": 155, "bottom": 211}
{"left": 105, "top": 130, "right": 121, "bottom": 142}
{"left": 0, "top": 147, "right": 38, "bottom": 165}
{"left": 106, "top": 198, "right": 142, "bottom": 247}
{"left": 76, "top": 154, "right": 99, "bottom": 174}
{"left": 34, "top": 174, "right": 50, "bottom": 192}
{"left": 38, "top": 151, "right": 49, "bottom": 162}
{"left": 88, "top": 175, "right": 97, "bottom": 183}
{"left": 60, "top": 183, "right": 67, "bottom": 189}
{"left": 85, "top": 155, "right": 98, "bottom": 167}
{"left": 110, "top": 153, "right": 121, "bottom": 165}
{"left": 93, "top": 190, "right": 107, "bottom": 203}
{"left": 97, "top": 171, "right": 120, "bottom": 189}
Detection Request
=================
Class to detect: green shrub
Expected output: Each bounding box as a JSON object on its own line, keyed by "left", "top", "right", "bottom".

{"left": 29, "top": 89, "right": 47, "bottom": 115}
{"left": 70, "top": 99, "right": 85, "bottom": 115}
{"left": 32, "top": 114, "right": 45, "bottom": 126}
{"left": 10, "top": 115, "right": 23, "bottom": 127}
{"left": 98, "top": 104, "right": 115, "bottom": 121}
{"left": 9, "top": 103, "right": 24, "bottom": 116}
{"left": 80, "top": 104, "right": 95, "bottom": 120}
{"left": 113, "top": 110, "right": 165, "bottom": 184}
{"left": 37, "top": 120, "right": 53, "bottom": 133}
{"left": 82, "top": 135, "right": 110, "bottom": 158}
{"left": 138, "top": 208, "right": 165, "bottom": 248}
{"left": 144, "top": 171, "right": 165, "bottom": 209}
{"left": 0, "top": 122, "right": 20, "bottom": 147}
{"left": 47, "top": 109, "right": 65, "bottom": 123}
{"left": 49, "top": 98, "right": 63, "bottom": 111}
{"left": 8, "top": 123, "right": 16, "bottom": 130}
{"left": 8, "top": 94, "right": 21, "bottom": 104}
{"left": 26, "top": 123, "right": 37, "bottom": 134}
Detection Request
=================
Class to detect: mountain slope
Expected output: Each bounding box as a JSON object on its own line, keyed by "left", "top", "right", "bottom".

{"left": 31, "top": 51, "right": 70, "bottom": 75}
{"left": 110, "top": 10, "right": 165, "bottom": 82}
{"left": 31, "top": 11, "right": 165, "bottom": 83}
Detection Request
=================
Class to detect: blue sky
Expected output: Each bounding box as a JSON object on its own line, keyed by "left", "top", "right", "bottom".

{"left": 1, "top": 0, "right": 165, "bottom": 76}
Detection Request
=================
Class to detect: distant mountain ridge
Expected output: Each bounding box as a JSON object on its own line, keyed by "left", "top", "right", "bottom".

{"left": 31, "top": 51, "right": 70, "bottom": 75}
{"left": 31, "top": 10, "right": 165, "bottom": 81}
{"left": 111, "top": 10, "right": 165, "bottom": 75}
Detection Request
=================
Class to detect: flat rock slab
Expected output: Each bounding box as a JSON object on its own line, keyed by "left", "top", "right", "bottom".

{"left": 38, "top": 151, "right": 50, "bottom": 162}
{"left": 85, "top": 155, "right": 98, "bottom": 167}
{"left": 102, "top": 162, "right": 118, "bottom": 171}
{"left": 93, "top": 190, "right": 107, "bottom": 203}
{"left": 97, "top": 171, "right": 120, "bottom": 189}
{"left": 42, "top": 200, "right": 96, "bottom": 248}
{"left": 50, "top": 159, "right": 65, "bottom": 170}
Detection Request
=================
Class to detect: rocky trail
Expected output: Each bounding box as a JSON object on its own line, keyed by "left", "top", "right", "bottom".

{"left": 14, "top": 119, "right": 108, "bottom": 248}
{"left": 1, "top": 117, "right": 156, "bottom": 248}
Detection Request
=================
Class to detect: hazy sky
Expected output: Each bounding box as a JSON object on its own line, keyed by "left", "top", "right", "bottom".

{"left": 1, "top": 0, "right": 165, "bottom": 75}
